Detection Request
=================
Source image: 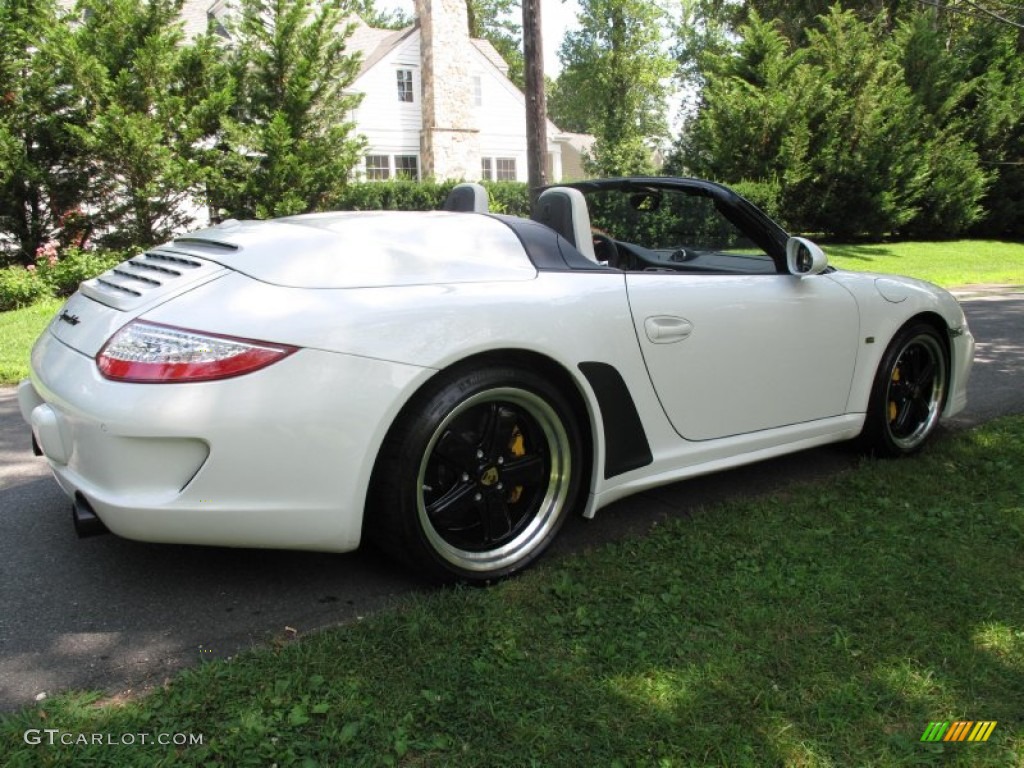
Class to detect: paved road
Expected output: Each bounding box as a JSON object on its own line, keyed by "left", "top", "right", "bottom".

{"left": 1, "top": 294, "right": 1021, "bottom": 712}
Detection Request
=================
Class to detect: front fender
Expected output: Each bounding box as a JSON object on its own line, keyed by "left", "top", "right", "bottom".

{"left": 825, "top": 272, "right": 971, "bottom": 414}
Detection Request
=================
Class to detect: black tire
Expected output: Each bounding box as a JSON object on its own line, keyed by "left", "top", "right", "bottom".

{"left": 860, "top": 322, "right": 949, "bottom": 457}
{"left": 367, "top": 365, "right": 583, "bottom": 583}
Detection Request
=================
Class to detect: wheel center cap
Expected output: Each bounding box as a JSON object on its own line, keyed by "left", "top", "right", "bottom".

{"left": 479, "top": 466, "right": 500, "bottom": 487}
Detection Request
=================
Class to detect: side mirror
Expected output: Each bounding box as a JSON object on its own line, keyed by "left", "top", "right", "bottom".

{"left": 786, "top": 237, "right": 828, "bottom": 276}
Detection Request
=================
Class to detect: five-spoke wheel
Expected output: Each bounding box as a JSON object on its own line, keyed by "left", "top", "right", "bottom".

{"left": 368, "top": 366, "right": 582, "bottom": 583}
{"left": 862, "top": 322, "right": 949, "bottom": 456}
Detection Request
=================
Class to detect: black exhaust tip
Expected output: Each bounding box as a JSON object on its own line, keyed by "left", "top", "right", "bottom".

{"left": 72, "top": 494, "right": 110, "bottom": 538}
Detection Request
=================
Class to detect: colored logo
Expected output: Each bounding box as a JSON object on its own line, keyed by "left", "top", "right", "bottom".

{"left": 920, "top": 721, "right": 997, "bottom": 742}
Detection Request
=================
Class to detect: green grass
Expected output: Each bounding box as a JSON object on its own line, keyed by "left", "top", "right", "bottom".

{"left": 826, "top": 240, "right": 1024, "bottom": 287}
{"left": 2, "top": 416, "right": 1023, "bottom": 766}
{"left": 0, "top": 297, "right": 62, "bottom": 385}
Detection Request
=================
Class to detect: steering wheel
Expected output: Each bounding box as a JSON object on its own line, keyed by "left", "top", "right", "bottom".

{"left": 592, "top": 232, "right": 620, "bottom": 267}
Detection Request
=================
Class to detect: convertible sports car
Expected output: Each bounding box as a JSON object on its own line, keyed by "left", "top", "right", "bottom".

{"left": 19, "top": 177, "right": 974, "bottom": 582}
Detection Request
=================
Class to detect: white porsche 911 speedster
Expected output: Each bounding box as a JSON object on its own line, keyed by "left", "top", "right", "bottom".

{"left": 19, "top": 178, "right": 975, "bottom": 582}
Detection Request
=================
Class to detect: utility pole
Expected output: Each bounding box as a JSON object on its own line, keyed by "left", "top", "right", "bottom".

{"left": 522, "top": 0, "right": 547, "bottom": 202}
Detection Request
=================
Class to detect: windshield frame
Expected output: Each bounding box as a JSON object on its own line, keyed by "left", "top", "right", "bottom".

{"left": 549, "top": 177, "right": 791, "bottom": 273}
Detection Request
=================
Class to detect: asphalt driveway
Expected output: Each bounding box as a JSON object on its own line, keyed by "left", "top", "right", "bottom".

{"left": 1, "top": 293, "right": 1021, "bottom": 712}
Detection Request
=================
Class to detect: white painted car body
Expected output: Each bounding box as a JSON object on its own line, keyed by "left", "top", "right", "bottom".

{"left": 19, "top": 179, "right": 975, "bottom": 573}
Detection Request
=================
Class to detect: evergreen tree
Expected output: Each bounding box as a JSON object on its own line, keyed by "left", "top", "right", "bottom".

{"left": 743, "top": 0, "right": 917, "bottom": 41}
{"left": 958, "top": 16, "right": 1024, "bottom": 236}
{"left": 211, "top": 0, "right": 364, "bottom": 219}
{"left": 892, "top": 11, "right": 990, "bottom": 236}
{"left": 549, "top": 0, "right": 674, "bottom": 175}
{"left": 0, "top": 0, "right": 90, "bottom": 264}
{"left": 675, "top": 8, "right": 990, "bottom": 238}
{"left": 68, "top": 0, "right": 232, "bottom": 248}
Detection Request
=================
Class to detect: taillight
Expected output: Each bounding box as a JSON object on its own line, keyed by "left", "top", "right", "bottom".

{"left": 97, "top": 321, "right": 298, "bottom": 383}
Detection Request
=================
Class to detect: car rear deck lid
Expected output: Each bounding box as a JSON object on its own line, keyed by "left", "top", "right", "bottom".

{"left": 80, "top": 249, "right": 226, "bottom": 311}
{"left": 166, "top": 211, "right": 538, "bottom": 288}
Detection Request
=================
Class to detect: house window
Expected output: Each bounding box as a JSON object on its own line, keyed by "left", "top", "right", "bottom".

{"left": 396, "top": 69, "right": 414, "bottom": 102}
{"left": 481, "top": 158, "right": 516, "bottom": 181}
{"left": 395, "top": 155, "right": 419, "bottom": 180}
{"left": 495, "top": 157, "right": 517, "bottom": 181}
{"left": 365, "top": 155, "right": 390, "bottom": 180}
{"left": 473, "top": 76, "right": 483, "bottom": 107}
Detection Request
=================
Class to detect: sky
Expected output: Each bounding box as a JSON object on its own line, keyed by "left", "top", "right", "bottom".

{"left": 377, "top": 0, "right": 582, "bottom": 78}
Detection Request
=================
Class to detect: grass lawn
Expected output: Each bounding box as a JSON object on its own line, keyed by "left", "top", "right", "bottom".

{"left": 1, "top": 416, "right": 1022, "bottom": 766}
{"left": 826, "top": 240, "right": 1024, "bottom": 287}
{"left": 0, "top": 297, "right": 61, "bottom": 386}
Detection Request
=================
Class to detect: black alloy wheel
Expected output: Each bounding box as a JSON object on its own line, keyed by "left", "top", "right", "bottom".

{"left": 368, "top": 366, "right": 583, "bottom": 582}
{"left": 862, "top": 322, "right": 949, "bottom": 457}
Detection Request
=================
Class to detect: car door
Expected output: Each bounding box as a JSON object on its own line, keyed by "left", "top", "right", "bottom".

{"left": 626, "top": 271, "right": 860, "bottom": 441}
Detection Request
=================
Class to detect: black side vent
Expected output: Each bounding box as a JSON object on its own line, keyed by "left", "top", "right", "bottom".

{"left": 94, "top": 277, "right": 143, "bottom": 297}
{"left": 578, "top": 362, "right": 654, "bottom": 478}
{"left": 172, "top": 237, "right": 240, "bottom": 252}
{"left": 79, "top": 249, "right": 225, "bottom": 311}
{"left": 140, "top": 252, "right": 204, "bottom": 269}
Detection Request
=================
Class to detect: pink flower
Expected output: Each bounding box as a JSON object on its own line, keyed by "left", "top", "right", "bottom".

{"left": 34, "top": 240, "right": 59, "bottom": 266}
{"left": 26, "top": 264, "right": 36, "bottom": 272}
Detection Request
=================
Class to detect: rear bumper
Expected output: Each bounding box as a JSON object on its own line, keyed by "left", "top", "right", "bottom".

{"left": 22, "top": 329, "right": 432, "bottom": 552}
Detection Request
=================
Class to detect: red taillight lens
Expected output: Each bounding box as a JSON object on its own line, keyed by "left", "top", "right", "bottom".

{"left": 97, "top": 321, "right": 298, "bottom": 383}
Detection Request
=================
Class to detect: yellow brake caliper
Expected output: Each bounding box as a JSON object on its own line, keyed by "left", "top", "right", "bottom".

{"left": 889, "top": 366, "right": 901, "bottom": 423}
{"left": 508, "top": 427, "right": 525, "bottom": 504}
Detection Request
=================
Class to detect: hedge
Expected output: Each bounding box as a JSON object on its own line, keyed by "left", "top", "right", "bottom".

{"left": 328, "top": 180, "right": 531, "bottom": 217}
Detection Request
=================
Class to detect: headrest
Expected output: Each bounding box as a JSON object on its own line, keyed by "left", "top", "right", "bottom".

{"left": 442, "top": 183, "right": 489, "bottom": 213}
{"left": 531, "top": 187, "right": 598, "bottom": 262}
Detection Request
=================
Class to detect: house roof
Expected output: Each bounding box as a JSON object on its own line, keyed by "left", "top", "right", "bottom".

{"left": 346, "top": 16, "right": 509, "bottom": 78}
{"left": 345, "top": 16, "right": 417, "bottom": 76}
{"left": 471, "top": 38, "right": 509, "bottom": 75}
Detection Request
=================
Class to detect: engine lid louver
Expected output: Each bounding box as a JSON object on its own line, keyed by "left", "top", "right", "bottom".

{"left": 80, "top": 249, "right": 226, "bottom": 311}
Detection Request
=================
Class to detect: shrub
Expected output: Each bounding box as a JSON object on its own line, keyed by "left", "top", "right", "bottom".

{"left": 327, "top": 180, "right": 531, "bottom": 217}
{"left": 0, "top": 244, "right": 126, "bottom": 312}
{"left": 0, "top": 266, "right": 50, "bottom": 312}
{"left": 481, "top": 181, "right": 531, "bottom": 217}
{"left": 730, "top": 179, "right": 785, "bottom": 227}
{"left": 37, "top": 247, "right": 125, "bottom": 297}
{"left": 329, "top": 180, "right": 449, "bottom": 211}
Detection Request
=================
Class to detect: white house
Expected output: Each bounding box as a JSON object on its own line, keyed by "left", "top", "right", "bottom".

{"left": 175, "top": 0, "right": 590, "bottom": 184}
{"left": 345, "top": 0, "right": 586, "bottom": 183}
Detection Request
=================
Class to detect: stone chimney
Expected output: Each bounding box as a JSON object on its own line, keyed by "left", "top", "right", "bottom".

{"left": 416, "top": 0, "right": 480, "bottom": 180}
